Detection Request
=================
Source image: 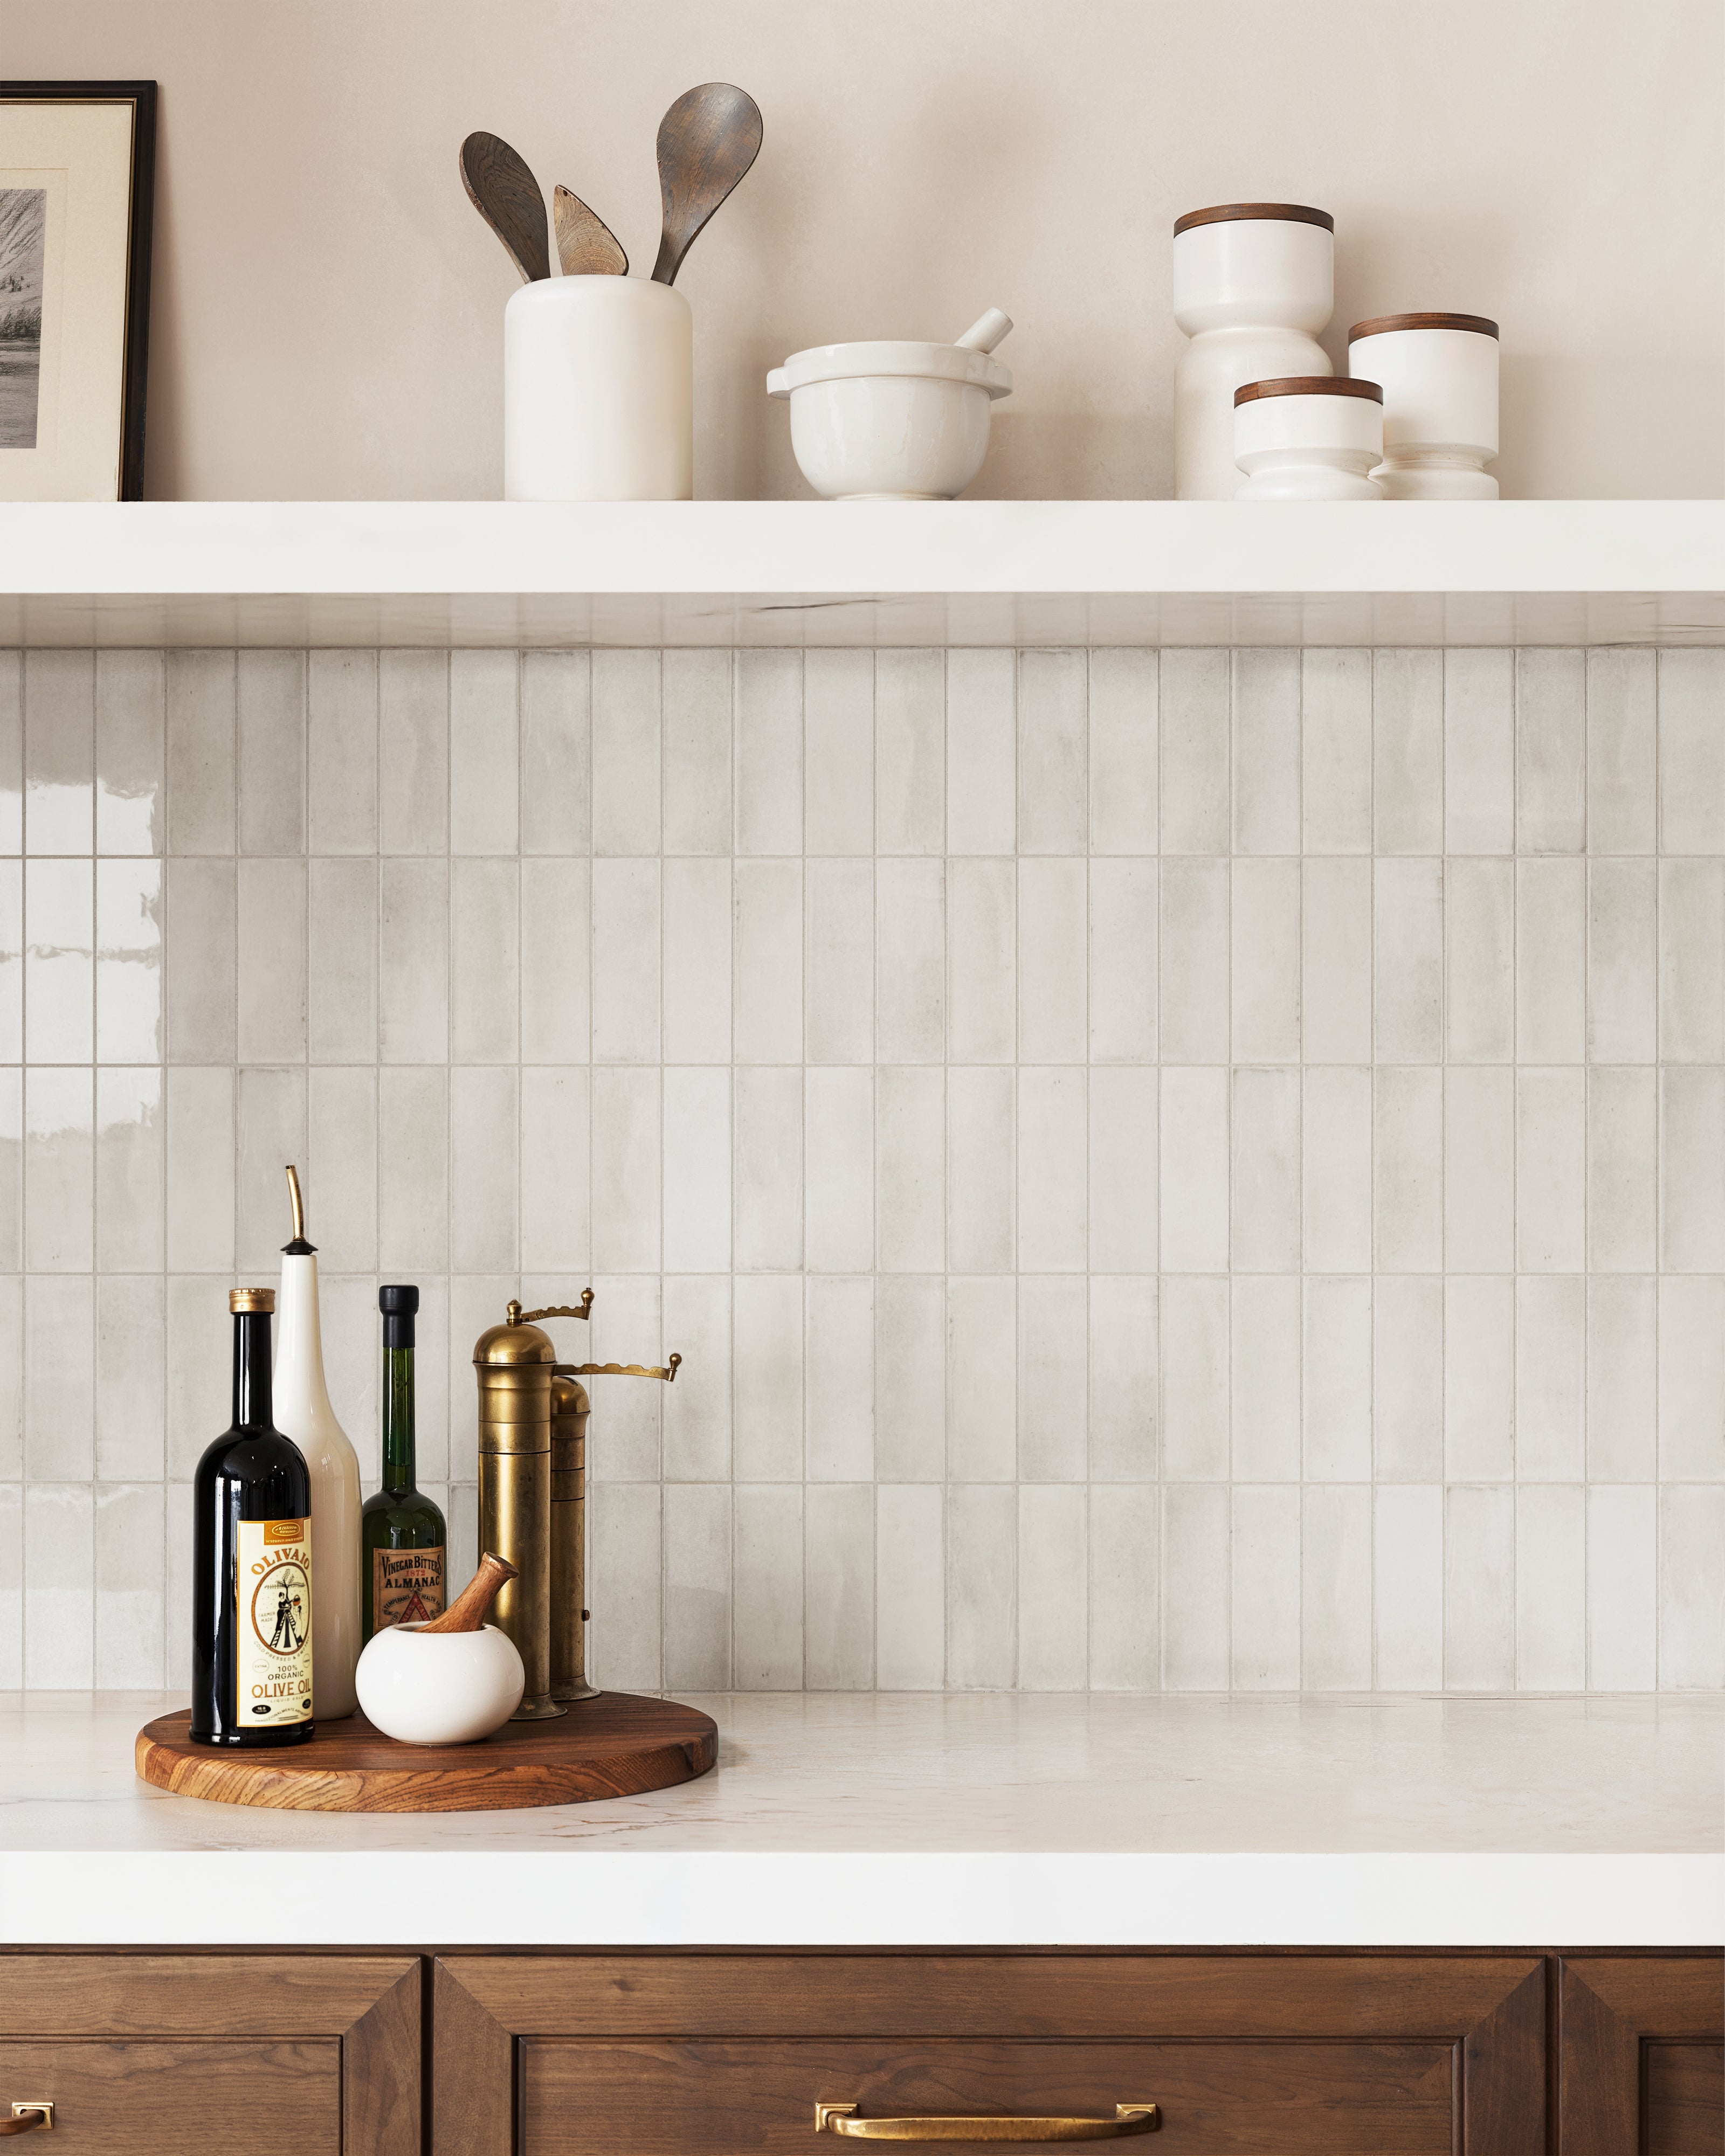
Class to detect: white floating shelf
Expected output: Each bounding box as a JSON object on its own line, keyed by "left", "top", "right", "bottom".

{"left": 2, "top": 499, "right": 1721, "bottom": 647}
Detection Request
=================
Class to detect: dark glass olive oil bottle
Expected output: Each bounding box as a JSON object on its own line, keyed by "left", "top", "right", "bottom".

{"left": 361, "top": 1284, "right": 447, "bottom": 1637}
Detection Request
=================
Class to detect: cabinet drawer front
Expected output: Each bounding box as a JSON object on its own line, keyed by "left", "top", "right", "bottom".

{"left": 0, "top": 2039, "right": 341, "bottom": 2153}
{"left": 1646, "top": 2042, "right": 1725, "bottom": 2156}
{"left": 520, "top": 2038, "right": 1457, "bottom": 2156}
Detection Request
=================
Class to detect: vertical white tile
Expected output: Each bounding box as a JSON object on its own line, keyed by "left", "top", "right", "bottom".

{"left": 734, "top": 859, "right": 802, "bottom": 1063}
{"left": 805, "top": 1276, "right": 873, "bottom": 1481}
{"left": 1444, "top": 1484, "right": 1515, "bottom": 1690}
{"left": 1230, "top": 1066, "right": 1300, "bottom": 1273}
{"left": 733, "top": 1275, "right": 804, "bottom": 1480}
{"left": 306, "top": 856, "right": 374, "bottom": 1063}
{"left": 1660, "top": 858, "right": 1725, "bottom": 1062}
{"left": 1445, "top": 1066, "right": 1514, "bottom": 1270}
{"left": 1302, "top": 648, "right": 1371, "bottom": 854}
{"left": 1373, "top": 648, "right": 1443, "bottom": 854}
{"left": 733, "top": 1065, "right": 801, "bottom": 1270}
{"left": 1303, "top": 1275, "right": 1371, "bottom": 1480}
{"left": 1089, "top": 858, "right": 1156, "bottom": 1061}
{"left": 1516, "top": 1066, "right": 1585, "bottom": 1272}
{"left": 0, "top": 861, "right": 19, "bottom": 1061}
{"left": 1088, "top": 648, "right": 1157, "bottom": 854}
{"left": 1160, "top": 1067, "right": 1229, "bottom": 1273}
{"left": 0, "top": 651, "right": 17, "bottom": 860}
{"left": 1373, "top": 1066, "right": 1443, "bottom": 1272}
{"left": 163, "top": 649, "right": 233, "bottom": 855}
{"left": 1588, "top": 859, "right": 1657, "bottom": 1062}
{"left": 946, "top": 1276, "right": 1016, "bottom": 1482}
{"left": 1018, "top": 1482, "right": 1087, "bottom": 1689}
{"left": 1658, "top": 649, "right": 1725, "bottom": 853}
{"left": 520, "top": 856, "right": 590, "bottom": 1064}
{"left": 1659, "top": 1484, "right": 1725, "bottom": 1688}
{"left": 448, "top": 650, "right": 519, "bottom": 855}
{"left": 661, "top": 1274, "right": 732, "bottom": 1482}
{"left": 733, "top": 1483, "right": 803, "bottom": 1687}
{"left": 947, "top": 1482, "right": 1016, "bottom": 1688}
{"left": 96, "top": 855, "right": 163, "bottom": 1062}
{"left": 375, "top": 1066, "right": 444, "bottom": 1270}
{"left": 1587, "top": 1484, "right": 1657, "bottom": 1690}
{"left": 233, "top": 856, "right": 303, "bottom": 1064}
{"left": 1658, "top": 1276, "right": 1725, "bottom": 1480}
{"left": 591, "top": 648, "right": 661, "bottom": 855}
{"left": 1017, "top": 1066, "right": 1086, "bottom": 1271}
{"left": 806, "top": 858, "right": 874, "bottom": 1062}
{"left": 95, "top": 1275, "right": 163, "bottom": 1481}
{"left": 590, "top": 856, "right": 658, "bottom": 1062}
{"left": 95, "top": 1066, "right": 162, "bottom": 1272}
{"left": 1302, "top": 1483, "right": 1371, "bottom": 1690}
{"left": 1661, "top": 1067, "right": 1725, "bottom": 1270}
{"left": 876, "top": 858, "right": 944, "bottom": 1062}
{"left": 874, "top": 649, "right": 944, "bottom": 854}
{"left": 1302, "top": 858, "right": 1370, "bottom": 1063}
{"left": 96, "top": 647, "right": 165, "bottom": 857}
{"left": 234, "top": 1066, "right": 306, "bottom": 1271}
{"left": 1374, "top": 1275, "right": 1444, "bottom": 1480}
{"left": 807, "top": 1064, "right": 874, "bottom": 1273}
{"left": 1514, "top": 858, "right": 1586, "bottom": 1063}
{"left": 947, "top": 856, "right": 1015, "bottom": 1062}
{"left": 1515, "top": 1483, "right": 1585, "bottom": 1690}
{"left": 163, "top": 1066, "right": 231, "bottom": 1274}
{"left": 519, "top": 648, "right": 586, "bottom": 855}
{"left": 806, "top": 642, "right": 875, "bottom": 854}
{"left": 450, "top": 1065, "right": 519, "bottom": 1271}
{"left": 1445, "top": 1275, "right": 1514, "bottom": 1479}
{"left": 166, "top": 856, "right": 237, "bottom": 1062}
{"left": 1158, "top": 648, "right": 1229, "bottom": 854}
{"left": 1516, "top": 1275, "right": 1584, "bottom": 1481}
{"left": 235, "top": 648, "right": 303, "bottom": 856}
{"left": 1586, "top": 1066, "right": 1657, "bottom": 1270}
{"left": 24, "top": 1274, "right": 93, "bottom": 1479}
{"left": 1230, "top": 857, "right": 1299, "bottom": 1061}
{"left": 1088, "top": 1484, "right": 1159, "bottom": 1688}
{"left": 947, "top": 1065, "right": 1013, "bottom": 1273}
{"left": 1231, "top": 647, "right": 1300, "bottom": 854}
{"left": 1445, "top": 858, "right": 1513, "bottom": 1062}
{"left": 24, "top": 1482, "right": 93, "bottom": 1688}
{"left": 663, "top": 1066, "right": 730, "bottom": 1273}
{"left": 1160, "top": 1274, "right": 1229, "bottom": 1479}
{"left": 586, "top": 1277, "right": 664, "bottom": 1478}
{"left": 736, "top": 650, "right": 802, "bottom": 855}
{"left": 663, "top": 856, "right": 731, "bottom": 1063}
{"left": 307, "top": 649, "right": 377, "bottom": 853}
{"left": 1229, "top": 1274, "right": 1299, "bottom": 1482}
{"left": 1159, "top": 858, "right": 1229, "bottom": 1062}
{"left": 1017, "top": 648, "right": 1087, "bottom": 854}
{"left": 662, "top": 648, "right": 731, "bottom": 855}
{"left": 873, "top": 1065, "right": 942, "bottom": 1272}
{"left": 1586, "top": 1275, "right": 1657, "bottom": 1481}
{"left": 663, "top": 1482, "right": 730, "bottom": 1691}
{"left": 945, "top": 649, "right": 1016, "bottom": 855}
{"left": 1445, "top": 648, "right": 1514, "bottom": 853}
{"left": 1516, "top": 648, "right": 1585, "bottom": 853}
{"left": 96, "top": 1481, "right": 164, "bottom": 1688}
{"left": 1161, "top": 1482, "right": 1229, "bottom": 1689}
{"left": 27, "top": 856, "right": 94, "bottom": 1061}
{"left": 1017, "top": 1274, "right": 1086, "bottom": 1482}
{"left": 377, "top": 856, "right": 447, "bottom": 1063}
{"left": 584, "top": 1065, "right": 660, "bottom": 1273}
{"left": 1017, "top": 856, "right": 1087, "bottom": 1061}
{"left": 590, "top": 1482, "right": 660, "bottom": 1692}
{"left": 875, "top": 1276, "right": 946, "bottom": 1481}
{"left": 1374, "top": 1484, "right": 1444, "bottom": 1690}
{"left": 1374, "top": 859, "right": 1443, "bottom": 1061}
{"left": 450, "top": 855, "right": 519, "bottom": 1065}
{"left": 1586, "top": 646, "right": 1656, "bottom": 854}
{"left": 1088, "top": 1065, "right": 1157, "bottom": 1273}
{"left": 1302, "top": 1066, "right": 1371, "bottom": 1272}
{"left": 877, "top": 1483, "right": 946, "bottom": 1689}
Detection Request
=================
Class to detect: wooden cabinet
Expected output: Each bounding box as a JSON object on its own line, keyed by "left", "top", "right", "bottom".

{"left": 1561, "top": 1956, "right": 1724, "bottom": 2156}
{"left": 0, "top": 1955, "right": 418, "bottom": 2153}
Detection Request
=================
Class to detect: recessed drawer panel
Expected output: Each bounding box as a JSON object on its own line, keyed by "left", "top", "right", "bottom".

{"left": 0, "top": 2039, "right": 341, "bottom": 2153}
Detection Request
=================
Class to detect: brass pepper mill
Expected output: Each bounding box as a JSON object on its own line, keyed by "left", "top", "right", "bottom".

{"left": 549, "top": 1373, "right": 595, "bottom": 1702}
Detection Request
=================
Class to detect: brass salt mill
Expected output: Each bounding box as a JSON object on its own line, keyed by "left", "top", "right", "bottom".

{"left": 472, "top": 1291, "right": 680, "bottom": 1717}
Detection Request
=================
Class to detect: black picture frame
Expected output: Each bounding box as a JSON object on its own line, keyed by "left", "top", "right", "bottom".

{"left": 0, "top": 79, "right": 156, "bottom": 499}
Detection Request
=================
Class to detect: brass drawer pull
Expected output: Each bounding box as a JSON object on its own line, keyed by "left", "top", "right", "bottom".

{"left": 816, "top": 2105, "right": 1157, "bottom": 2142}
{"left": 2, "top": 2104, "right": 53, "bottom": 2134}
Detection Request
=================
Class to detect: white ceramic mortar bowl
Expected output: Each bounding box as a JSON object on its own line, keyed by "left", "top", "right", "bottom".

{"left": 767, "top": 341, "right": 1013, "bottom": 500}
{"left": 355, "top": 1620, "right": 526, "bottom": 1745}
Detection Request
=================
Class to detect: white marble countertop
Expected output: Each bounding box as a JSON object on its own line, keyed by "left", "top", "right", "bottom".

{"left": 2, "top": 1691, "right": 1720, "bottom": 1948}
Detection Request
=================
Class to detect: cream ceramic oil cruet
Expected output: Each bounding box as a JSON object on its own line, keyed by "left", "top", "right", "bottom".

{"left": 1172, "top": 202, "right": 1335, "bottom": 499}
{"left": 274, "top": 1165, "right": 363, "bottom": 1717}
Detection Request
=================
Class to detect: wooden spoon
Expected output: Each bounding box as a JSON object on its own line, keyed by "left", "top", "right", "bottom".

{"left": 554, "top": 183, "right": 628, "bottom": 277}
{"left": 459, "top": 131, "right": 550, "bottom": 282}
{"left": 650, "top": 82, "right": 763, "bottom": 286}
{"left": 419, "top": 1552, "right": 518, "bottom": 1635}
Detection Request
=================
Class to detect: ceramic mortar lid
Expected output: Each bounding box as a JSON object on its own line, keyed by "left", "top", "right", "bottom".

{"left": 768, "top": 340, "right": 1013, "bottom": 399}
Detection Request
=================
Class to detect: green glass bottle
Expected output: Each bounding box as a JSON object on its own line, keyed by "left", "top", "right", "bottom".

{"left": 360, "top": 1284, "right": 447, "bottom": 1639}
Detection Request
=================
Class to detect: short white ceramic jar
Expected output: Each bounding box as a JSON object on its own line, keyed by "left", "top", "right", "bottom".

{"left": 355, "top": 1620, "right": 526, "bottom": 1744}
{"left": 1346, "top": 312, "right": 1500, "bottom": 499}
{"left": 504, "top": 275, "right": 693, "bottom": 502}
{"left": 1172, "top": 202, "right": 1335, "bottom": 500}
{"left": 766, "top": 330, "right": 1012, "bottom": 500}
{"left": 1233, "top": 375, "right": 1384, "bottom": 500}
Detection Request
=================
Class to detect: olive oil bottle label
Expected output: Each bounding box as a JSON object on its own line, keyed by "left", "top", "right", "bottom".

{"left": 236, "top": 1517, "right": 313, "bottom": 1726}
{"left": 372, "top": 1546, "right": 446, "bottom": 1631}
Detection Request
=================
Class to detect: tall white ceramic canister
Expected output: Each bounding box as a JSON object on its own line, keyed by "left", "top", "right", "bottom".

{"left": 1233, "top": 376, "right": 1384, "bottom": 500}
{"left": 504, "top": 276, "right": 693, "bottom": 501}
{"left": 1172, "top": 202, "right": 1335, "bottom": 499}
{"left": 1347, "top": 311, "right": 1500, "bottom": 499}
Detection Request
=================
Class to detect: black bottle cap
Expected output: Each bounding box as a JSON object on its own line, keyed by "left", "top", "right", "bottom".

{"left": 380, "top": 1283, "right": 419, "bottom": 1350}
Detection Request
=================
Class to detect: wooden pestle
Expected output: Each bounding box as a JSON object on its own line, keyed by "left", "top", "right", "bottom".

{"left": 418, "top": 1552, "right": 518, "bottom": 1635}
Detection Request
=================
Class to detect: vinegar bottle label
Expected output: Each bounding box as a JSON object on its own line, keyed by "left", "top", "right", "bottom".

{"left": 236, "top": 1517, "right": 314, "bottom": 1726}
{"left": 372, "top": 1546, "right": 446, "bottom": 1631}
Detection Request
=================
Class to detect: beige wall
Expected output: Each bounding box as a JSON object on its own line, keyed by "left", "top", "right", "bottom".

{"left": 13, "top": 0, "right": 1722, "bottom": 502}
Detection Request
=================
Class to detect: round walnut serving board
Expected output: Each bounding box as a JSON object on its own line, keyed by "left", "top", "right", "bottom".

{"left": 136, "top": 1692, "right": 718, "bottom": 1813}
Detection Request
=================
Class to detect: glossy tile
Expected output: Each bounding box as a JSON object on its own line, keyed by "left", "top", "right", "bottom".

{"left": 874, "top": 649, "right": 944, "bottom": 854}
{"left": 26, "top": 856, "right": 93, "bottom": 1062}
{"left": 1018, "top": 1481, "right": 1087, "bottom": 1689}
{"left": 1585, "top": 646, "right": 1656, "bottom": 854}
{"left": 947, "top": 857, "right": 1015, "bottom": 1062}
{"left": 589, "top": 1065, "right": 658, "bottom": 1274}
{"left": 1088, "top": 647, "right": 1157, "bottom": 855}
{"left": 307, "top": 650, "right": 377, "bottom": 853}
{"left": 1445, "top": 858, "right": 1513, "bottom": 1062}
{"left": 450, "top": 1063, "right": 518, "bottom": 1271}
{"left": 1231, "top": 647, "right": 1299, "bottom": 855}
{"left": 1302, "top": 858, "right": 1370, "bottom": 1064}
{"left": 378, "top": 856, "right": 447, "bottom": 1063}
{"left": 306, "top": 856, "right": 375, "bottom": 1063}
{"left": 24, "top": 1275, "right": 93, "bottom": 1479}
{"left": 1231, "top": 857, "right": 1299, "bottom": 1062}
{"left": 1088, "top": 1482, "right": 1158, "bottom": 1688}
{"left": 378, "top": 648, "right": 448, "bottom": 855}
{"left": 591, "top": 648, "right": 661, "bottom": 856}
{"left": 734, "top": 859, "right": 801, "bottom": 1063}
{"left": 662, "top": 648, "right": 730, "bottom": 855}
{"left": 1444, "top": 1483, "right": 1515, "bottom": 1690}
{"left": 1017, "top": 1273, "right": 1086, "bottom": 1481}
{"left": 164, "top": 1066, "right": 233, "bottom": 1273}
{"left": 1515, "top": 648, "right": 1585, "bottom": 854}
{"left": 25, "top": 650, "right": 94, "bottom": 856}
{"left": 1158, "top": 857, "right": 1228, "bottom": 1063}
{"left": 520, "top": 856, "right": 590, "bottom": 1064}
{"left": 1514, "top": 858, "right": 1585, "bottom": 1063}
{"left": 235, "top": 649, "right": 305, "bottom": 856}
{"left": 1230, "top": 1064, "right": 1299, "bottom": 1272}
{"left": 946, "top": 648, "right": 1015, "bottom": 855}
{"left": 661, "top": 1065, "right": 729, "bottom": 1273}
{"left": 736, "top": 650, "right": 802, "bottom": 857}
{"left": 876, "top": 1482, "right": 944, "bottom": 1689}
{"left": 947, "top": 1481, "right": 1016, "bottom": 1688}
{"left": 1658, "top": 649, "right": 1725, "bottom": 854}
{"left": 375, "top": 1066, "right": 444, "bottom": 1270}
{"left": 449, "top": 649, "right": 519, "bottom": 855}
{"left": 1302, "top": 1483, "right": 1370, "bottom": 1690}
{"left": 662, "top": 1273, "right": 732, "bottom": 1481}
{"left": 1158, "top": 647, "right": 1229, "bottom": 854}
{"left": 733, "top": 1274, "right": 804, "bottom": 1481}
{"left": 1160, "top": 1273, "right": 1228, "bottom": 1480}
{"left": 804, "top": 1064, "right": 873, "bottom": 1273}
{"left": 24, "top": 1066, "right": 93, "bottom": 1272}
{"left": 451, "top": 856, "right": 520, "bottom": 1063}
{"left": 1161, "top": 1481, "right": 1228, "bottom": 1688}
{"left": 234, "top": 856, "right": 303, "bottom": 1065}
{"left": 96, "top": 649, "right": 164, "bottom": 856}
{"left": 873, "top": 1065, "right": 940, "bottom": 1273}
{"left": 95, "top": 1066, "right": 162, "bottom": 1272}
{"left": 733, "top": 1482, "right": 803, "bottom": 1688}
{"left": 946, "top": 1276, "right": 1016, "bottom": 1482}
{"left": 663, "top": 1481, "right": 730, "bottom": 1691}
{"left": 874, "top": 1275, "right": 946, "bottom": 1482}
{"left": 1658, "top": 858, "right": 1725, "bottom": 1061}
{"left": 805, "top": 648, "right": 873, "bottom": 855}
{"left": 804, "top": 1481, "right": 875, "bottom": 1689}
{"left": 1229, "top": 1273, "right": 1299, "bottom": 1482}
{"left": 1444, "top": 648, "right": 1514, "bottom": 853}
{"left": 1089, "top": 858, "right": 1155, "bottom": 1061}
{"left": 520, "top": 649, "right": 589, "bottom": 855}
{"left": 1372, "top": 648, "right": 1442, "bottom": 854}
{"left": 733, "top": 1065, "right": 799, "bottom": 1271}
{"left": 806, "top": 858, "right": 873, "bottom": 1063}
{"left": 95, "top": 1275, "right": 164, "bottom": 1481}
{"left": 1018, "top": 648, "right": 1086, "bottom": 855}
{"left": 876, "top": 857, "right": 944, "bottom": 1062}
{"left": 164, "top": 650, "right": 234, "bottom": 855}
{"left": 947, "top": 1065, "right": 1013, "bottom": 1273}
{"left": 1301, "top": 647, "right": 1371, "bottom": 854}
{"left": 805, "top": 1275, "right": 873, "bottom": 1481}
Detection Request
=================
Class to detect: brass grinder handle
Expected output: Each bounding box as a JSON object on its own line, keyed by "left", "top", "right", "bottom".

{"left": 564, "top": 1354, "right": 681, "bottom": 1383}
{"left": 510, "top": 1294, "right": 595, "bottom": 1324}
{"left": 816, "top": 2106, "right": 1157, "bottom": 2142}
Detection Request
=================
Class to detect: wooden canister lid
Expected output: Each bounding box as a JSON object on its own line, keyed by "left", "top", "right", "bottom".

{"left": 1348, "top": 310, "right": 1499, "bottom": 341}
{"left": 1174, "top": 202, "right": 1334, "bottom": 235}
{"left": 1234, "top": 376, "right": 1383, "bottom": 405}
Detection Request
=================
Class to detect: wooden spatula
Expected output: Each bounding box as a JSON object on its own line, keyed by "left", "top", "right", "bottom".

{"left": 650, "top": 82, "right": 763, "bottom": 285}
{"left": 553, "top": 184, "right": 628, "bottom": 276}
{"left": 459, "top": 130, "right": 551, "bottom": 282}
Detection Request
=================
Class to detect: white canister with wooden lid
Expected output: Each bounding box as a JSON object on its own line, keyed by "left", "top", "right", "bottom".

{"left": 1172, "top": 202, "right": 1335, "bottom": 499}
{"left": 1346, "top": 312, "right": 1499, "bottom": 499}
{"left": 1233, "top": 376, "right": 1384, "bottom": 500}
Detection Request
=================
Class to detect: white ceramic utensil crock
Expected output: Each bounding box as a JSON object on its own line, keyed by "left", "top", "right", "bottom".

{"left": 355, "top": 1621, "right": 526, "bottom": 1744}
{"left": 1347, "top": 312, "right": 1500, "bottom": 499}
{"left": 505, "top": 275, "right": 693, "bottom": 501}
{"left": 1233, "top": 376, "right": 1384, "bottom": 500}
{"left": 767, "top": 309, "right": 1013, "bottom": 500}
{"left": 1173, "top": 203, "right": 1334, "bottom": 499}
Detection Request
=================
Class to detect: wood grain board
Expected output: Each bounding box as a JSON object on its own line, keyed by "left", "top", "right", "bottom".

{"left": 135, "top": 1692, "right": 717, "bottom": 1813}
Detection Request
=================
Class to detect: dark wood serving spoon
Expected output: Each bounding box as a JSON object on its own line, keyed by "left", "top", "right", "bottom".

{"left": 650, "top": 82, "right": 763, "bottom": 285}
{"left": 459, "top": 130, "right": 551, "bottom": 282}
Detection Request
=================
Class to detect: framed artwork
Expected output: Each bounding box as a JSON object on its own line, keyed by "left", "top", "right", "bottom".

{"left": 0, "top": 80, "right": 155, "bottom": 500}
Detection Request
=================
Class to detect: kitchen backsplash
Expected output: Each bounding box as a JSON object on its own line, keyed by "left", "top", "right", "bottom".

{"left": 0, "top": 640, "right": 1721, "bottom": 1695}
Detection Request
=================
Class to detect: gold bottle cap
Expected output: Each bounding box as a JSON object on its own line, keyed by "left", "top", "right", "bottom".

{"left": 230, "top": 1287, "right": 276, "bottom": 1314}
